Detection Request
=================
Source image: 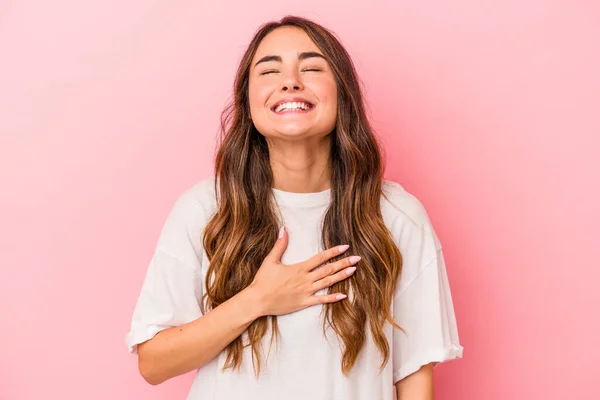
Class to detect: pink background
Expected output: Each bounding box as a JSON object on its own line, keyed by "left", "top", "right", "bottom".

{"left": 1, "top": 1, "right": 599, "bottom": 399}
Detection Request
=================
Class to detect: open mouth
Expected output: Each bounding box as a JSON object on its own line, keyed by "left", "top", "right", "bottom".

{"left": 271, "top": 101, "right": 315, "bottom": 113}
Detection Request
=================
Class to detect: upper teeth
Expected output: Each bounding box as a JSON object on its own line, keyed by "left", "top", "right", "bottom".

{"left": 275, "top": 102, "right": 310, "bottom": 112}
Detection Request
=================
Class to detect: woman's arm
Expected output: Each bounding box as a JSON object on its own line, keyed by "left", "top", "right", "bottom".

{"left": 395, "top": 363, "right": 435, "bottom": 400}
{"left": 137, "top": 286, "right": 263, "bottom": 385}
{"left": 136, "top": 229, "right": 357, "bottom": 385}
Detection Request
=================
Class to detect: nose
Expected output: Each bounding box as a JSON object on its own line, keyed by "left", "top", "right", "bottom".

{"left": 282, "top": 83, "right": 301, "bottom": 91}
{"left": 280, "top": 71, "right": 303, "bottom": 92}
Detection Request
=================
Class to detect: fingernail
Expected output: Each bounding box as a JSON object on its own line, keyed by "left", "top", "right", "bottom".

{"left": 338, "top": 245, "right": 350, "bottom": 253}
{"left": 336, "top": 294, "right": 347, "bottom": 300}
{"left": 349, "top": 256, "right": 361, "bottom": 265}
{"left": 346, "top": 266, "right": 357, "bottom": 276}
{"left": 278, "top": 226, "right": 285, "bottom": 238}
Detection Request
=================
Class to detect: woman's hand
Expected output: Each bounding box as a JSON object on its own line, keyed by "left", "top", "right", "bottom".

{"left": 247, "top": 226, "right": 361, "bottom": 317}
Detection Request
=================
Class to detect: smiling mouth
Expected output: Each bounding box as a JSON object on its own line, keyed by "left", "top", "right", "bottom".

{"left": 271, "top": 101, "right": 315, "bottom": 113}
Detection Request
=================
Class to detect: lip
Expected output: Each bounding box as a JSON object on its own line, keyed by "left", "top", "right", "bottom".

{"left": 270, "top": 97, "right": 315, "bottom": 112}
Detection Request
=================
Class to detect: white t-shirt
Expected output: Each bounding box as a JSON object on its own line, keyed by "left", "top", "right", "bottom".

{"left": 125, "top": 176, "right": 463, "bottom": 399}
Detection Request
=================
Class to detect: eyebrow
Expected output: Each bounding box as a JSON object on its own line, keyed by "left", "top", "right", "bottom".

{"left": 253, "top": 51, "right": 326, "bottom": 67}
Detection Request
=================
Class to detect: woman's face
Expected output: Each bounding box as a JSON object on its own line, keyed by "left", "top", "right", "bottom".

{"left": 248, "top": 26, "right": 338, "bottom": 141}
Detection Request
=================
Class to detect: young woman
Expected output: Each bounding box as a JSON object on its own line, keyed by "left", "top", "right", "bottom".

{"left": 126, "top": 15, "right": 463, "bottom": 400}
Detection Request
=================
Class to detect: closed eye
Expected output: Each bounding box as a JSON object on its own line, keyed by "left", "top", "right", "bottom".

{"left": 260, "top": 68, "right": 320, "bottom": 75}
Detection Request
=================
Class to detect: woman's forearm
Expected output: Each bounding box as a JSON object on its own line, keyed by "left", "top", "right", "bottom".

{"left": 137, "top": 287, "right": 265, "bottom": 385}
{"left": 395, "top": 363, "right": 434, "bottom": 400}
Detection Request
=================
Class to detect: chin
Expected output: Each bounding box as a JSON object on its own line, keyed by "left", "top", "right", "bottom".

{"left": 276, "top": 129, "right": 312, "bottom": 137}
{"left": 269, "top": 124, "right": 314, "bottom": 138}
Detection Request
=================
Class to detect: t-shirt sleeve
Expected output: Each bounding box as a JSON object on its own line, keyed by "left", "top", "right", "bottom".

{"left": 390, "top": 208, "right": 464, "bottom": 383}
{"left": 125, "top": 188, "right": 208, "bottom": 355}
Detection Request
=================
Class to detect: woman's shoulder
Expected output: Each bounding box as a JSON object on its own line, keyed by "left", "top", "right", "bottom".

{"left": 380, "top": 179, "right": 435, "bottom": 235}
{"left": 177, "top": 175, "right": 218, "bottom": 209}
{"left": 163, "top": 175, "right": 220, "bottom": 225}
{"left": 155, "top": 176, "right": 218, "bottom": 252}
{"left": 380, "top": 179, "right": 443, "bottom": 279}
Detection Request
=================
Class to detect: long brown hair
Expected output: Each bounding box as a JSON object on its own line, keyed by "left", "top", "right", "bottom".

{"left": 202, "top": 15, "right": 403, "bottom": 376}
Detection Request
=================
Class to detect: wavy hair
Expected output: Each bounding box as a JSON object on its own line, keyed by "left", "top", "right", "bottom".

{"left": 202, "top": 15, "right": 403, "bottom": 376}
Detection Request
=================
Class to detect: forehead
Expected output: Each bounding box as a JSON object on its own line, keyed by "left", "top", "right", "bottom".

{"left": 252, "top": 26, "right": 321, "bottom": 61}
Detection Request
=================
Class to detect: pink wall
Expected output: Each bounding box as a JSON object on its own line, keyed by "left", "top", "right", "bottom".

{"left": 1, "top": 1, "right": 598, "bottom": 399}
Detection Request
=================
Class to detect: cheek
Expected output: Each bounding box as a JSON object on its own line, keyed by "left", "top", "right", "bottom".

{"left": 247, "top": 83, "right": 260, "bottom": 111}
{"left": 318, "top": 80, "right": 338, "bottom": 115}
{"left": 248, "top": 80, "right": 270, "bottom": 112}
{"left": 313, "top": 78, "right": 337, "bottom": 106}
{"left": 322, "top": 81, "right": 338, "bottom": 127}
